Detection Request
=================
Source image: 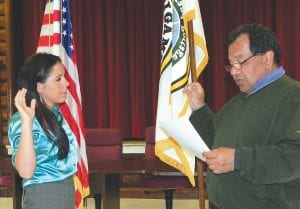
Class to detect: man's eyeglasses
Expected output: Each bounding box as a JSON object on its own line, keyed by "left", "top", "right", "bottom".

{"left": 225, "top": 53, "right": 261, "bottom": 72}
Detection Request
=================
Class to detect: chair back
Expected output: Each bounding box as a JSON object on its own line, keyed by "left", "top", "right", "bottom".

{"left": 85, "top": 128, "right": 123, "bottom": 208}
{"left": 144, "top": 126, "right": 156, "bottom": 159}
{"left": 0, "top": 175, "right": 12, "bottom": 187}
{"left": 85, "top": 128, "right": 122, "bottom": 162}
{"left": 0, "top": 175, "right": 12, "bottom": 196}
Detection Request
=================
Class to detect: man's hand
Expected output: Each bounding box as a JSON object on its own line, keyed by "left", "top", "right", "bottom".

{"left": 203, "top": 147, "right": 235, "bottom": 174}
{"left": 183, "top": 82, "right": 205, "bottom": 110}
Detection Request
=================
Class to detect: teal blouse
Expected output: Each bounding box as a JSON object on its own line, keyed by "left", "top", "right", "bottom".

{"left": 8, "top": 106, "right": 77, "bottom": 187}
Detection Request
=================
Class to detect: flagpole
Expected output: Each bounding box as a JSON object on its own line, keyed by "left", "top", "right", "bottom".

{"left": 187, "top": 20, "right": 206, "bottom": 209}
{"left": 188, "top": 21, "right": 197, "bottom": 82}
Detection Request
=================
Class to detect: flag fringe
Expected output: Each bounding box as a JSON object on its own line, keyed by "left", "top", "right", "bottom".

{"left": 155, "top": 138, "right": 195, "bottom": 186}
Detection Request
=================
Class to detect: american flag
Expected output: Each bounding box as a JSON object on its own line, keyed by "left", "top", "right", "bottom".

{"left": 36, "top": 0, "right": 90, "bottom": 208}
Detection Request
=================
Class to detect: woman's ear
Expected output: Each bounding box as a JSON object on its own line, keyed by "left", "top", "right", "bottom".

{"left": 37, "top": 82, "right": 43, "bottom": 94}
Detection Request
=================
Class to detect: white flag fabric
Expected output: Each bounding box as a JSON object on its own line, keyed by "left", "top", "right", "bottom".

{"left": 155, "top": 0, "right": 208, "bottom": 186}
{"left": 36, "top": 0, "right": 90, "bottom": 208}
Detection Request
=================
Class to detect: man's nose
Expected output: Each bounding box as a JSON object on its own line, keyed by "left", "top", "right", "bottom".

{"left": 230, "top": 66, "right": 241, "bottom": 76}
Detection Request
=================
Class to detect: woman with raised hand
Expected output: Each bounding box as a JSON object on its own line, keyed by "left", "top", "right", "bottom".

{"left": 8, "top": 53, "right": 77, "bottom": 209}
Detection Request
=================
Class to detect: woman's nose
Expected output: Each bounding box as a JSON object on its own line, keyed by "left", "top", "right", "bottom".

{"left": 63, "top": 77, "right": 70, "bottom": 87}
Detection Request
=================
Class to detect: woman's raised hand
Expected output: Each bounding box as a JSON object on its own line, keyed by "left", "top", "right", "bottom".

{"left": 14, "top": 88, "right": 36, "bottom": 123}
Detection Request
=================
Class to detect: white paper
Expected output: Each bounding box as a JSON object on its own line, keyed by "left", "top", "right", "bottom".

{"left": 159, "top": 117, "right": 210, "bottom": 162}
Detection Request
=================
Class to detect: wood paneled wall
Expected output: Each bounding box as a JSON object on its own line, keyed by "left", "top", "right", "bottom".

{"left": 0, "top": 0, "right": 12, "bottom": 155}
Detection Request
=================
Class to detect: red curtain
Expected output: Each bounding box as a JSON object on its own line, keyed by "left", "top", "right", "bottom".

{"left": 13, "top": 0, "right": 300, "bottom": 138}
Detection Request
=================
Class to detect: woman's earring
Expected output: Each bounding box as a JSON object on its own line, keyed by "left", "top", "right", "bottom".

{"left": 39, "top": 95, "right": 44, "bottom": 104}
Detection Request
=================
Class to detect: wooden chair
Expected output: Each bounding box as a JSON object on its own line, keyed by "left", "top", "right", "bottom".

{"left": 85, "top": 128, "right": 123, "bottom": 209}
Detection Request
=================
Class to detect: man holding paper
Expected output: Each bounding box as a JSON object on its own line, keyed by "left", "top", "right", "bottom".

{"left": 184, "top": 23, "right": 300, "bottom": 209}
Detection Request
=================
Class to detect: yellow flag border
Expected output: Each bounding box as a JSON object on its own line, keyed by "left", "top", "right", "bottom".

{"left": 155, "top": 137, "right": 196, "bottom": 186}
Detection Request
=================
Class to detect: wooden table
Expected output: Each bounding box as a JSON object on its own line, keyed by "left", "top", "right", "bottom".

{"left": 88, "top": 158, "right": 182, "bottom": 209}
{"left": 89, "top": 158, "right": 178, "bottom": 174}
{"left": 1, "top": 156, "right": 207, "bottom": 209}
{"left": 0, "top": 156, "right": 181, "bottom": 209}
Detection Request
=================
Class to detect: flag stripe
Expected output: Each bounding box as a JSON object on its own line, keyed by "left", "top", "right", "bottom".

{"left": 64, "top": 69, "right": 82, "bottom": 110}
{"left": 42, "top": 10, "right": 61, "bottom": 24}
{"left": 38, "top": 34, "right": 61, "bottom": 46}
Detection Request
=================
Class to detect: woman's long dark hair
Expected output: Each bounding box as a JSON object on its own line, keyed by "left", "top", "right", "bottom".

{"left": 17, "top": 53, "right": 69, "bottom": 160}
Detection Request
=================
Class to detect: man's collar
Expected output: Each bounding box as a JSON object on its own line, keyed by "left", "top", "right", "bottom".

{"left": 248, "top": 66, "right": 285, "bottom": 96}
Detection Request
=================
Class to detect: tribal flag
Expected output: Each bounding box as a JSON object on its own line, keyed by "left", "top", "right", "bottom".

{"left": 36, "top": 0, "right": 90, "bottom": 208}
{"left": 155, "top": 0, "right": 208, "bottom": 186}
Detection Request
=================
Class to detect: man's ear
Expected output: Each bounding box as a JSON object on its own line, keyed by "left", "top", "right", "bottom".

{"left": 264, "top": 50, "right": 274, "bottom": 66}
